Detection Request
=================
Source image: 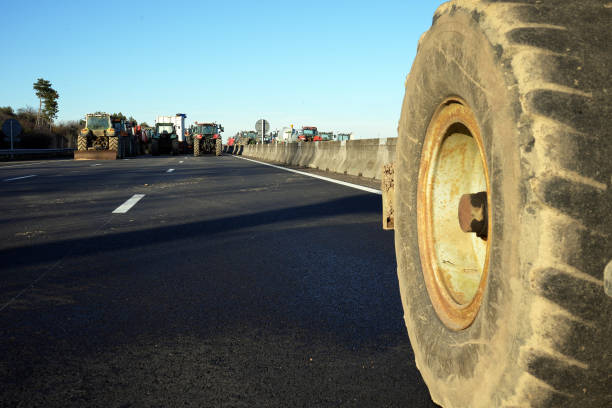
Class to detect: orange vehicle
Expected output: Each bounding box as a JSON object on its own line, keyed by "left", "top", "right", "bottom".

{"left": 298, "top": 126, "right": 318, "bottom": 142}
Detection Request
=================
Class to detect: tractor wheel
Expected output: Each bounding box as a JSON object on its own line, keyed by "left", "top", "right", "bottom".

{"left": 77, "top": 134, "right": 87, "bottom": 151}
{"left": 117, "top": 137, "right": 125, "bottom": 159}
{"left": 151, "top": 139, "right": 159, "bottom": 156}
{"left": 171, "top": 139, "right": 179, "bottom": 156}
{"left": 101, "top": 136, "right": 110, "bottom": 150}
{"left": 193, "top": 139, "right": 200, "bottom": 157}
{"left": 109, "top": 136, "right": 118, "bottom": 154}
{"left": 215, "top": 139, "right": 222, "bottom": 156}
{"left": 394, "top": 2, "right": 611, "bottom": 407}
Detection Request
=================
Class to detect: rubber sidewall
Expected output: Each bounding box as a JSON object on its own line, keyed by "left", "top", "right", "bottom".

{"left": 395, "top": 10, "right": 527, "bottom": 407}
{"left": 77, "top": 134, "right": 87, "bottom": 151}
{"left": 151, "top": 139, "right": 159, "bottom": 156}
{"left": 215, "top": 139, "right": 222, "bottom": 156}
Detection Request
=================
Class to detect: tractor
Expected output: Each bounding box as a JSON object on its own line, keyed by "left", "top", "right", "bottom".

{"left": 298, "top": 126, "right": 318, "bottom": 142}
{"left": 151, "top": 122, "right": 179, "bottom": 156}
{"left": 76, "top": 113, "right": 117, "bottom": 159}
{"left": 234, "top": 130, "right": 258, "bottom": 145}
{"left": 190, "top": 122, "right": 223, "bottom": 156}
{"left": 76, "top": 113, "right": 134, "bottom": 159}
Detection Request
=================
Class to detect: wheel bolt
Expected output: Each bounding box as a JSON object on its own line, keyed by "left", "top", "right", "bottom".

{"left": 458, "top": 191, "right": 488, "bottom": 240}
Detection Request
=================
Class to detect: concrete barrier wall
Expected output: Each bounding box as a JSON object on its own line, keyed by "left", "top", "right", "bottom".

{"left": 231, "top": 138, "right": 396, "bottom": 180}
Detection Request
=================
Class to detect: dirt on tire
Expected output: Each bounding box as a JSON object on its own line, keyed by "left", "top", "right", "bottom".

{"left": 109, "top": 136, "right": 118, "bottom": 152}
{"left": 394, "top": 1, "right": 611, "bottom": 407}
{"left": 215, "top": 139, "right": 222, "bottom": 156}
{"left": 77, "top": 135, "right": 87, "bottom": 151}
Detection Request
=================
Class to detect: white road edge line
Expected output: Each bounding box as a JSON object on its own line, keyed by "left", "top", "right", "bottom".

{"left": 167, "top": 168, "right": 175, "bottom": 173}
{"left": 112, "top": 194, "right": 146, "bottom": 214}
{"left": 3, "top": 174, "right": 37, "bottom": 182}
{"left": 235, "top": 156, "right": 382, "bottom": 195}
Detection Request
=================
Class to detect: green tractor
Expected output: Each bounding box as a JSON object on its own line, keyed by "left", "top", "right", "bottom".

{"left": 151, "top": 122, "right": 179, "bottom": 156}
{"left": 190, "top": 122, "right": 223, "bottom": 157}
{"left": 234, "top": 130, "right": 258, "bottom": 146}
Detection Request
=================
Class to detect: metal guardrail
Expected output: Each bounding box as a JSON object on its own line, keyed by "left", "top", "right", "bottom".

{"left": 0, "top": 148, "right": 75, "bottom": 155}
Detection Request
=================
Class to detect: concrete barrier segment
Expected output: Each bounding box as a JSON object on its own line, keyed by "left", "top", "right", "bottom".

{"left": 241, "top": 138, "right": 396, "bottom": 181}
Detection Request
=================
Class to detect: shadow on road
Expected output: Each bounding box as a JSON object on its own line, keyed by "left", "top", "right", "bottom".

{"left": 0, "top": 191, "right": 440, "bottom": 407}
{"left": 0, "top": 194, "right": 380, "bottom": 269}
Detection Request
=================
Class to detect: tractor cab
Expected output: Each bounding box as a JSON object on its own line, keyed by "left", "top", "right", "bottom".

{"left": 299, "top": 126, "right": 318, "bottom": 142}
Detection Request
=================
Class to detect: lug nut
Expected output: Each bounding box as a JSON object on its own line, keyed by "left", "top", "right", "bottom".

{"left": 458, "top": 191, "right": 488, "bottom": 240}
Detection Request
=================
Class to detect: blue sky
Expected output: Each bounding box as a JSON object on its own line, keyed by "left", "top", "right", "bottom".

{"left": 1, "top": 1, "right": 445, "bottom": 138}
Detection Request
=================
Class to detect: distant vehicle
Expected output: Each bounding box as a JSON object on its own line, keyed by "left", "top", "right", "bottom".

{"left": 135, "top": 125, "right": 153, "bottom": 154}
{"left": 280, "top": 127, "right": 299, "bottom": 143}
{"left": 75, "top": 113, "right": 136, "bottom": 159}
{"left": 123, "top": 119, "right": 138, "bottom": 157}
{"left": 298, "top": 126, "right": 318, "bottom": 142}
{"left": 156, "top": 114, "right": 186, "bottom": 151}
{"left": 190, "top": 122, "right": 223, "bottom": 156}
{"left": 111, "top": 118, "right": 137, "bottom": 157}
{"left": 336, "top": 133, "right": 351, "bottom": 141}
{"left": 77, "top": 113, "right": 115, "bottom": 151}
{"left": 234, "top": 130, "right": 258, "bottom": 145}
{"left": 318, "top": 131, "right": 334, "bottom": 141}
{"left": 151, "top": 123, "right": 179, "bottom": 156}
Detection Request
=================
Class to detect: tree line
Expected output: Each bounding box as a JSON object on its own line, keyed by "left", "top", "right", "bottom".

{"left": 0, "top": 106, "right": 79, "bottom": 149}
{"left": 1, "top": 77, "right": 150, "bottom": 148}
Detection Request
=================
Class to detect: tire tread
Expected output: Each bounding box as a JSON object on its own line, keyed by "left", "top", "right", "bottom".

{"left": 398, "top": 1, "right": 611, "bottom": 406}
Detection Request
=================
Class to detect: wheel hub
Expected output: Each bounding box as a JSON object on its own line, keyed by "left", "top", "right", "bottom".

{"left": 416, "top": 100, "right": 491, "bottom": 330}
{"left": 458, "top": 192, "right": 488, "bottom": 240}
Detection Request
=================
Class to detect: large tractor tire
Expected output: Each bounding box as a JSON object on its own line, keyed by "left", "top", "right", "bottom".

{"left": 215, "top": 138, "right": 222, "bottom": 156}
{"left": 193, "top": 139, "right": 200, "bottom": 157}
{"left": 129, "top": 136, "right": 135, "bottom": 157}
{"left": 151, "top": 139, "right": 159, "bottom": 156}
{"left": 109, "top": 136, "right": 118, "bottom": 152}
{"left": 77, "top": 134, "right": 87, "bottom": 151}
{"left": 116, "top": 137, "right": 125, "bottom": 159}
{"left": 171, "top": 139, "right": 179, "bottom": 156}
{"left": 394, "top": 1, "right": 611, "bottom": 407}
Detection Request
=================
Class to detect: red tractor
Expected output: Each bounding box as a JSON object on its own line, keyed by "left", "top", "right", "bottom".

{"left": 189, "top": 122, "right": 224, "bottom": 156}
{"left": 298, "top": 126, "right": 318, "bottom": 142}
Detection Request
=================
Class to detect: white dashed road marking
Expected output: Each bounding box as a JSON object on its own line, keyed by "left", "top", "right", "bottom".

{"left": 0, "top": 162, "right": 41, "bottom": 168}
{"left": 112, "top": 194, "right": 145, "bottom": 214}
{"left": 179, "top": 161, "right": 184, "bottom": 164}
{"left": 3, "top": 175, "right": 37, "bottom": 182}
{"left": 167, "top": 168, "right": 175, "bottom": 173}
{"left": 0, "top": 159, "right": 72, "bottom": 169}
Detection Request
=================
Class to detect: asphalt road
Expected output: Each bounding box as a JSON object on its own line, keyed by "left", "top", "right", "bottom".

{"left": 0, "top": 155, "right": 436, "bottom": 407}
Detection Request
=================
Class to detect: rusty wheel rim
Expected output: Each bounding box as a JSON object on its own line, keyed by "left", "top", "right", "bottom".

{"left": 417, "top": 99, "right": 491, "bottom": 331}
